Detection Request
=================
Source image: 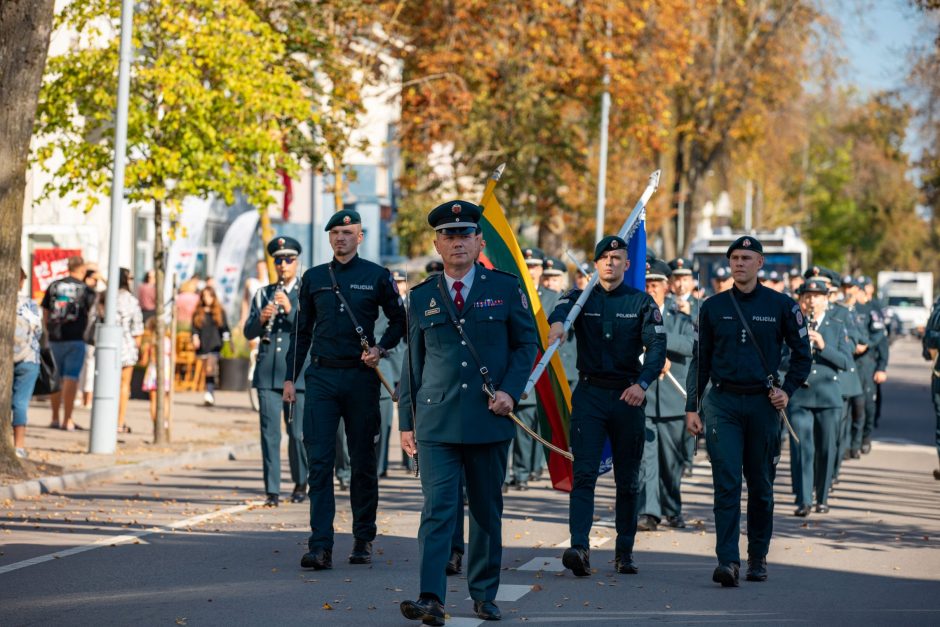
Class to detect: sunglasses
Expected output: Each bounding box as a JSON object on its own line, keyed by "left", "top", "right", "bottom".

{"left": 274, "top": 256, "right": 297, "bottom": 265}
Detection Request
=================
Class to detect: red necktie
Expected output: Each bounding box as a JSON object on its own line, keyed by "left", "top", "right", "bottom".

{"left": 453, "top": 280, "right": 465, "bottom": 312}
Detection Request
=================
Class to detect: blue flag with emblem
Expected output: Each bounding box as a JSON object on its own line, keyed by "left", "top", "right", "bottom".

{"left": 598, "top": 214, "right": 647, "bottom": 475}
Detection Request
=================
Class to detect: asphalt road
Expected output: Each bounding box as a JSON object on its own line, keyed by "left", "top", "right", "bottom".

{"left": 1, "top": 337, "right": 938, "bottom": 626}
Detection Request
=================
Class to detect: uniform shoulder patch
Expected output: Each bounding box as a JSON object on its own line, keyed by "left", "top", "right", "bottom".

{"left": 519, "top": 287, "right": 529, "bottom": 310}
{"left": 652, "top": 308, "right": 663, "bottom": 324}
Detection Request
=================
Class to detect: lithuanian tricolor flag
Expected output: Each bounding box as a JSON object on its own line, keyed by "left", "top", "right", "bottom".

{"left": 475, "top": 168, "right": 574, "bottom": 492}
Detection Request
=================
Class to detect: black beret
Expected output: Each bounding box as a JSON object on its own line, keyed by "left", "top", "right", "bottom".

{"left": 542, "top": 256, "right": 566, "bottom": 276}
{"left": 594, "top": 235, "right": 627, "bottom": 262}
{"left": 428, "top": 200, "right": 481, "bottom": 234}
{"left": 324, "top": 209, "right": 361, "bottom": 231}
{"left": 668, "top": 257, "right": 693, "bottom": 275}
{"left": 267, "top": 236, "right": 302, "bottom": 257}
{"left": 645, "top": 258, "right": 671, "bottom": 281}
{"left": 726, "top": 235, "right": 763, "bottom": 257}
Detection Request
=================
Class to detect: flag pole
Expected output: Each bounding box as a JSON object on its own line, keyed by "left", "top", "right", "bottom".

{"left": 521, "top": 169, "right": 661, "bottom": 399}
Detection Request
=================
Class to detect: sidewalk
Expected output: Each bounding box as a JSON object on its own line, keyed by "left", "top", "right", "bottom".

{"left": 2, "top": 389, "right": 260, "bottom": 499}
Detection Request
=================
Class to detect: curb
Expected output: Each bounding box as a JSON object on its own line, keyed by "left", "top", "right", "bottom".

{"left": 1, "top": 441, "right": 261, "bottom": 501}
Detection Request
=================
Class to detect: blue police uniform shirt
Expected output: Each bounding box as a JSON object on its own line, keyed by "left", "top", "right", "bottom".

{"left": 686, "top": 283, "right": 812, "bottom": 413}
{"left": 548, "top": 281, "right": 666, "bottom": 390}
{"left": 285, "top": 254, "right": 406, "bottom": 381}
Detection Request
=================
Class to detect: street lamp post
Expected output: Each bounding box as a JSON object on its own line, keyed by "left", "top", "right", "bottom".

{"left": 89, "top": 0, "right": 135, "bottom": 454}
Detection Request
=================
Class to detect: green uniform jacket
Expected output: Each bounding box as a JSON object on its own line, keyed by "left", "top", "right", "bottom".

{"left": 376, "top": 310, "right": 405, "bottom": 400}
{"left": 398, "top": 264, "right": 539, "bottom": 444}
{"left": 245, "top": 281, "right": 310, "bottom": 390}
{"left": 518, "top": 286, "right": 559, "bottom": 408}
{"left": 645, "top": 305, "right": 694, "bottom": 418}
{"left": 787, "top": 310, "right": 853, "bottom": 410}
{"left": 829, "top": 303, "right": 863, "bottom": 397}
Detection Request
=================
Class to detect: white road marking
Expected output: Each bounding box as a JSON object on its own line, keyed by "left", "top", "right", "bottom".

{"left": 446, "top": 618, "right": 484, "bottom": 627}
{"left": 553, "top": 536, "right": 610, "bottom": 548}
{"left": 516, "top": 556, "right": 565, "bottom": 572}
{"left": 466, "top": 584, "right": 532, "bottom": 602}
{"left": 0, "top": 502, "right": 259, "bottom": 575}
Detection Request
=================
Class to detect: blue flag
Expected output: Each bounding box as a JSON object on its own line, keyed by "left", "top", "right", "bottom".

{"left": 598, "top": 215, "right": 647, "bottom": 475}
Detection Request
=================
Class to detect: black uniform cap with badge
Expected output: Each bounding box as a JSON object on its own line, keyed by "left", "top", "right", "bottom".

{"left": 645, "top": 258, "right": 672, "bottom": 282}
{"left": 267, "top": 236, "right": 302, "bottom": 259}
{"left": 542, "top": 256, "right": 567, "bottom": 276}
{"left": 428, "top": 200, "right": 482, "bottom": 235}
{"left": 803, "top": 265, "right": 832, "bottom": 284}
{"left": 668, "top": 257, "right": 694, "bottom": 276}
{"left": 324, "top": 209, "right": 361, "bottom": 232}
{"left": 593, "top": 235, "right": 627, "bottom": 261}
{"left": 725, "top": 235, "right": 763, "bottom": 257}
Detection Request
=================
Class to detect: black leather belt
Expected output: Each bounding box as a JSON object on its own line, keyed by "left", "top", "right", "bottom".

{"left": 581, "top": 374, "right": 633, "bottom": 390}
{"left": 312, "top": 356, "right": 362, "bottom": 369}
{"left": 712, "top": 379, "right": 767, "bottom": 395}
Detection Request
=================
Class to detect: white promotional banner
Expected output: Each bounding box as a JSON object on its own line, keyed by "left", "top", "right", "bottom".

{"left": 214, "top": 210, "right": 260, "bottom": 324}
{"left": 164, "top": 196, "right": 212, "bottom": 295}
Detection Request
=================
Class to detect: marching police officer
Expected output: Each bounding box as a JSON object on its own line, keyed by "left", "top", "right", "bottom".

{"left": 923, "top": 295, "right": 940, "bottom": 480}
{"left": 547, "top": 235, "right": 666, "bottom": 577}
{"left": 284, "top": 209, "right": 406, "bottom": 571}
{"left": 398, "top": 200, "right": 538, "bottom": 625}
{"left": 786, "top": 278, "right": 853, "bottom": 516}
{"left": 244, "top": 237, "right": 310, "bottom": 507}
{"left": 829, "top": 275, "right": 865, "bottom": 483}
{"left": 686, "top": 235, "right": 811, "bottom": 587}
{"left": 637, "top": 258, "right": 694, "bottom": 532}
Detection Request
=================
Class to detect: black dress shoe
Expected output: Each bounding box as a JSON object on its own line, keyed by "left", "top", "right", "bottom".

{"left": 263, "top": 493, "right": 279, "bottom": 507}
{"left": 666, "top": 514, "right": 686, "bottom": 529}
{"left": 300, "top": 548, "right": 332, "bottom": 570}
{"left": 934, "top": 469, "right": 940, "bottom": 480}
{"left": 746, "top": 555, "right": 768, "bottom": 581}
{"left": 445, "top": 550, "right": 463, "bottom": 576}
{"left": 473, "top": 600, "right": 501, "bottom": 620}
{"left": 562, "top": 546, "right": 591, "bottom": 577}
{"left": 290, "top": 484, "right": 307, "bottom": 503}
{"left": 349, "top": 539, "right": 372, "bottom": 564}
{"left": 793, "top": 505, "right": 811, "bottom": 517}
{"left": 514, "top": 480, "right": 529, "bottom": 491}
{"left": 861, "top": 439, "right": 872, "bottom": 454}
{"left": 636, "top": 514, "right": 658, "bottom": 532}
{"left": 815, "top": 503, "right": 830, "bottom": 514}
{"left": 337, "top": 477, "right": 349, "bottom": 491}
{"left": 400, "top": 597, "right": 445, "bottom": 626}
{"left": 712, "top": 562, "right": 740, "bottom": 587}
{"left": 615, "top": 552, "right": 638, "bottom": 574}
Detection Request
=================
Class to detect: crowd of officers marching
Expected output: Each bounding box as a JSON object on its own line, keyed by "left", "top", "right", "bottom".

{"left": 246, "top": 198, "right": 899, "bottom": 624}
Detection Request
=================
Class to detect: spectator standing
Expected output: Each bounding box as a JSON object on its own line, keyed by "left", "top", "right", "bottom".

{"left": 78, "top": 268, "right": 102, "bottom": 408}
{"left": 175, "top": 278, "right": 201, "bottom": 327}
{"left": 192, "top": 286, "right": 230, "bottom": 406}
{"left": 113, "top": 268, "right": 144, "bottom": 433}
{"left": 137, "top": 270, "right": 156, "bottom": 322}
{"left": 41, "top": 255, "right": 97, "bottom": 431}
{"left": 13, "top": 269, "right": 43, "bottom": 458}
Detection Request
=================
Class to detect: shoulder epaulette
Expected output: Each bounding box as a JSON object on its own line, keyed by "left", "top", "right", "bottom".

{"left": 485, "top": 267, "right": 520, "bottom": 281}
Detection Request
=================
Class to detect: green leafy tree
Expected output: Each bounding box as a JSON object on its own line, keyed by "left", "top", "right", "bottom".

{"left": 33, "top": 0, "right": 308, "bottom": 443}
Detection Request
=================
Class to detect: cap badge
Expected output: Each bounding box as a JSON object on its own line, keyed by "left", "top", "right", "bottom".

{"left": 546, "top": 260, "right": 554, "bottom": 268}
{"left": 743, "top": 239, "right": 751, "bottom": 248}
{"left": 646, "top": 262, "right": 651, "bottom": 271}
{"left": 343, "top": 216, "right": 351, "bottom": 225}
{"left": 452, "top": 204, "right": 462, "bottom": 214}
{"left": 278, "top": 238, "right": 285, "bottom": 246}
{"left": 677, "top": 259, "right": 684, "bottom": 267}
{"left": 611, "top": 240, "right": 619, "bottom": 249}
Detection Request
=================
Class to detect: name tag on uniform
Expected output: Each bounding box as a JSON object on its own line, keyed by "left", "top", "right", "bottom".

{"left": 721, "top": 315, "right": 734, "bottom": 320}
{"left": 473, "top": 298, "right": 504, "bottom": 308}
{"left": 350, "top": 284, "right": 374, "bottom": 291}
{"left": 615, "top": 313, "right": 638, "bottom": 319}
{"left": 585, "top": 312, "right": 601, "bottom": 317}
{"left": 425, "top": 308, "right": 440, "bottom": 316}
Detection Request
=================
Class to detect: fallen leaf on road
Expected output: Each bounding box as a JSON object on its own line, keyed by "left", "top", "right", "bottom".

{"left": 531, "top": 584, "right": 542, "bottom": 592}
{"left": 175, "top": 619, "right": 187, "bottom": 625}
{"left": 322, "top": 603, "right": 333, "bottom": 610}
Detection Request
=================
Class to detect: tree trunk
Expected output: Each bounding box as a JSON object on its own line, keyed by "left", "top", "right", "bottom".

{"left": 153, "top": 199, "right": 169, "bottom": 444}
{"left": 0, "top": 0, "right": 56, "bottom": 473}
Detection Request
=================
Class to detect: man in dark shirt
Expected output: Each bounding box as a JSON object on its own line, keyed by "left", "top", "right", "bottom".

{"left": 41, "top": 255, "right": 97, "bottom": 431}
{"left": 547, "top": 235, "right": 667, "bottom": 577}
{"left": 685, "top": 236, "right": 811, "bottom": 587}
{"left": 283, "top": 210, "right": 405, "bottom": 571}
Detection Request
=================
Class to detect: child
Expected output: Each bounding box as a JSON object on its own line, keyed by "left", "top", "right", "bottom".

{"left": 141, "top": 316, "right": 171, "bottom": 429}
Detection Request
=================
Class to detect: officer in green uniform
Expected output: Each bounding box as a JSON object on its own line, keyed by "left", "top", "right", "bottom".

{"left": 244, "top": 236, "right": 310, "bottom": 507}
{"left": 922, "top": 296, "right": 940, "bottom": 480}
{"left": 786, "top": 278, "right": 853, "bottom": 516}
{"left": 376, "top": 269, "right": 408, "bottom": 477}
{"left": 839, "top": 275, "right": 872, "bottom": 459}
{"left": 398, "top": 200, "right": 538, "bottom": 625}
{"left": 284, "top": 209, "right": 406, "bottom": 571}
{"left": 668, "top": 257, "right": 700, "bottom": 320}
{"left": 556, "top": 262, "right": 585, "bottom": 392}
{"left": 548, "top": 236, "right": 667, "bottom": 577}
{"left": 637, "top": 258, "right": 694, "bottom": 532}
{"left": 507, "top": 248, "right": 559, "bottom": 490}
{"left": 853, "top": 276, "right": 889, "bottom": 454}
{"left": 685, "top": 235, "right": 811, "bottom": 587}
{"left": 830, "top": 275, "right": 865, "bottom": 482}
